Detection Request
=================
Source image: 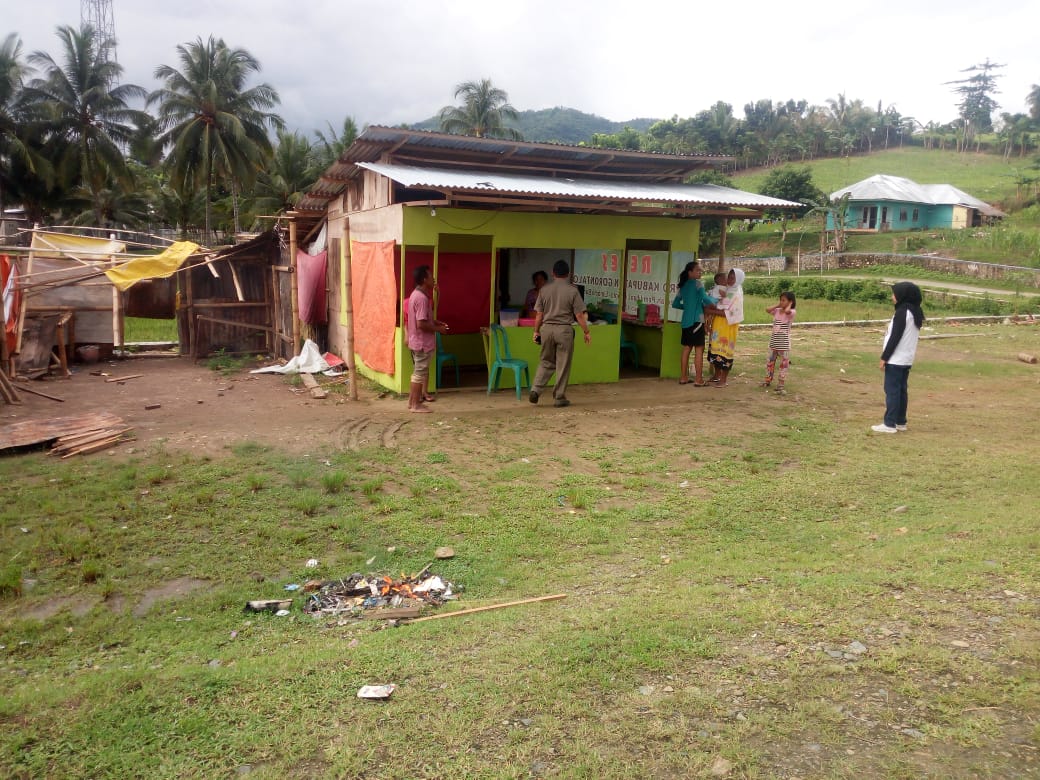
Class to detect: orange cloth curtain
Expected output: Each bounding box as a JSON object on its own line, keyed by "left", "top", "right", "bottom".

{"left": 350, "top": 240, "right": 397, "bottom": 375}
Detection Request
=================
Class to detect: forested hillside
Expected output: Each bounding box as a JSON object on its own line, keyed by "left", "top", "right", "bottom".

{"left": 411, "top": 107, "right": 657, "bottom": 144}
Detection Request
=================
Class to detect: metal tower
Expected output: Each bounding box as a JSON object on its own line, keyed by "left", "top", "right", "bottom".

{"left": 81, "top": 0, "right": 117, "bottom": 62}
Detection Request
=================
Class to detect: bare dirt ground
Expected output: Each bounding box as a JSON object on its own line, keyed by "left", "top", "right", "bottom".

{"left": 3, "top": 319, "right": 1032, "bottom": 459}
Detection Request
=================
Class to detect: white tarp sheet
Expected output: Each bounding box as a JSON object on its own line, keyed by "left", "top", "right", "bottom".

{"left": 250, "top": 339, "right": 331, "bottom": 374}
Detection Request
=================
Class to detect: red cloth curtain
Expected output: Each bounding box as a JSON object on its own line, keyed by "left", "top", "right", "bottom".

{"left": 403, "top": 251, "right": 491, "bottom": 334}
{"left": 296, "top": 249, "right": 328, "bottom": 324}
{"left": 350, "top": 241, "right": 396, "bottom": 375}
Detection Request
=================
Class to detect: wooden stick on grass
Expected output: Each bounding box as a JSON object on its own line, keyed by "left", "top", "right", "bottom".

{"left": 410, "top": 593, "right": 566, "bottom": 623}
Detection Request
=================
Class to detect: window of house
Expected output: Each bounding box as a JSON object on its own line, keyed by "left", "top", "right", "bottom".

{"left": 912, "top": 208, "right": 919, "bottom": 222}
{"left": 899, "top": 209, "right": 908, "bottom": 221}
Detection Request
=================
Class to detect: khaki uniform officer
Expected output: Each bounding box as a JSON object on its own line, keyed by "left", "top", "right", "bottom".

{"left": 530, "top": 259, "right": 591, "bottom": 408}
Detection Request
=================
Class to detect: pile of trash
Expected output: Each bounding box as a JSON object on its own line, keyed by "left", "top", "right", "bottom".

{"left": 301, "top": 567, "right": 456, "bottom": 619}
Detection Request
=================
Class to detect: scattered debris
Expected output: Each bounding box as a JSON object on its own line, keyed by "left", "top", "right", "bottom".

{"left": 144, "top": 403, "right": 162, "bottom": 410}
{"left": 244, "top": 599, "right": 293, "bottom": 613}
{"left": 357, "top": 684, "right": 395, "bottom": 700}
{"left": 104, "top": 374, "right": 144, "bottom": 384}
{"left": 300, "top": 373, "right": 327, "bottom": 399}
{"left": 434, "top": 546, "right": 455, "bottom": 559}
{"left": 303, "top": 569, "right": 455, "bottom": 619}
{"left": 1018, "top": 352, "right": 1037, "bottom": 364}
{"left": 12, "top": 381, "right": 64, "bottom": 402}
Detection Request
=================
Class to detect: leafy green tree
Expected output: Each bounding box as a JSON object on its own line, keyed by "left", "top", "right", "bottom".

{"left": 22, "top": 24, "right": 145, "bottom": 226}
{"left": 149, "top": 36, "right": 283, "bottom": 240}
{"left": 438, "top": 79, "right": 522, "bottom": 140}
{"left": 759, "top": 165, "right": 826, "bottom": 216}
{"left": 588, "top": 126, "right": 643, "bottom": 150}
{"left": 1028, "top": 84, "right": 1040, "bottom": 122}
{"left": 998, "top": 113, "right": 1035, "bottom": 160}
{"left": 759, "top": 165, "right": 827, "bottom": 251}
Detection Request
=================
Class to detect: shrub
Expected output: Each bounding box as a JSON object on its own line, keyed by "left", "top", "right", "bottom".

{"left": 0, "top": 563, "right": 21, "bottom": 599}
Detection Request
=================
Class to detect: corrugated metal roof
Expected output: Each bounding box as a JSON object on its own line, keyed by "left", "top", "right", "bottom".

{"left": 295, "top": 125, "right": 741, "bottom": 216}
{"left": 358, "top": 162, "right": 804, "bottom": 210}
{"left": 346, "top": 126, "right": 731, "bottom": 169}
{"left": 832, "top": 174, "right": 1006, "bottom": 216}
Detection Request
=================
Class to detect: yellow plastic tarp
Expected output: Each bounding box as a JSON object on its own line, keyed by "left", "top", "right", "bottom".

{"left": 104, "top": 241, "right": 200, "bottom": 291}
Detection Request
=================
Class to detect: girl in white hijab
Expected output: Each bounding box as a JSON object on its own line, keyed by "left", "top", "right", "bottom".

{"left": 707, "top": 268, "right": 745, "bottom": 387}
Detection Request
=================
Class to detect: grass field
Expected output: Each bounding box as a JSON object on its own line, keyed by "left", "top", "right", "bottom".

{"left": 2, "top": 320, "right": 1038, "bottom": 778}
{"left": 124, "top": 317, "right": 178, "bottom": 343}
{"left": 723, "top": 148, "right": 1040, "bottom": 268}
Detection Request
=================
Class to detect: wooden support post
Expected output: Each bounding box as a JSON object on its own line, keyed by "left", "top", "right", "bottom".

{"left": 270, "top": 266, "right": 281, "bottom": 356}
{"left": 342, "top": 225, "right": 358, "bottom": 400}
{"left": 288, "top": 215, "right": 301, "bottom": 355}
{"left": 717, "top": 218, "right": 728, "bottom": 273}
{"left": 111, "top": 274, "right": 123, "bottom": 355}
{"left": 14, "top": 224, "right": 36, "bottom": 355}
{"left": 0, "top": 370, "right": 20, "bottom": 404}
{"left": 185, "top": 260, "right": 194, "bottom": 358}
{"left": 55, "top": 312, "right": 71, "bottom": 378}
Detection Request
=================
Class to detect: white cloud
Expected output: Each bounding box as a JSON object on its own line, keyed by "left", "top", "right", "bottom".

{"left": 6, "top": 0, "right": 1035, "bottom": 134}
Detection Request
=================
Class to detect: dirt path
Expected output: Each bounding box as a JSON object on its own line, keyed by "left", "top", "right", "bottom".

{"left": 814, "top": 274, "right": 1040, "bottom": 297}
{"left": 3, "top": 351, "right": 780, "bottom": 457}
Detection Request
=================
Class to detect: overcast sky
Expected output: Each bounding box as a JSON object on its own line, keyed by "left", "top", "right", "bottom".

{"left": 6, "top": 0, "right": 1036, "bottom": 137}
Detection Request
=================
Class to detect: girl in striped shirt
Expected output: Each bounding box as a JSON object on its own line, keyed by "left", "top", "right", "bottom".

{"left": 762, "top": 291, "right": 796, "bottom": 393}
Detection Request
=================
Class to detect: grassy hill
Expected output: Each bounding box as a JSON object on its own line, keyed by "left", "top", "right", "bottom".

{"left": 730, "top": 147, "right": 1030, "bottom": 209}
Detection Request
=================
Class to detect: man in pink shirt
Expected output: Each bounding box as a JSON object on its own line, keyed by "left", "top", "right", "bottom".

{"left": 405, "top": 266, "right": 448, "bottom": 413}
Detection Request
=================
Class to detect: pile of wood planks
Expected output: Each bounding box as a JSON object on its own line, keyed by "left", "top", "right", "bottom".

{"left": 0, "top": 412, "right": 132, "bottom": 458}
{"left": 48, "top": 423, "right": 133, "bottom": 458}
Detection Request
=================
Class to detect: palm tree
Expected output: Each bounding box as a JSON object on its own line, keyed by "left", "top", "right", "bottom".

{"left": 313, "top": 116, "right": 358, "bottom": 170}
{"left": 438, "top": 79, "right": 522, "bottom": 140}
{"left": 23, "top": 25, "right": 145, "bottom": 226}
{"left": 0, "top": 32, "right": 36, "bottom": 219}
{"left": 149, "top": 36, "right": 283, "bottom": 240}
{"left": 248, "top": 129, "right": 319, "bottom": 223}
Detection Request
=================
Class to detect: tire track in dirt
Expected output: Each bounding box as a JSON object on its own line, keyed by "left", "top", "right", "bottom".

{"left": 332, "top": 417, "right": 405, "bottom": 450}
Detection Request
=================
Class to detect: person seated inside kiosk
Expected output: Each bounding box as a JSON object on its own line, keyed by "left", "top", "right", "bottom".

{"left": 523, "top": 270, "right": 549, "bottom": 317}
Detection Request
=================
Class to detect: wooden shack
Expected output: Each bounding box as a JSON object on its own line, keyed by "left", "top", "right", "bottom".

{"left": 177, "top": 230, "right": 296, "bottom": 360}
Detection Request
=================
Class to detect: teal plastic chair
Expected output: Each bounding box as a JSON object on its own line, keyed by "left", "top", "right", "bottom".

{"left": 436, "top": 332, "right": 460, "bottom": 387}
{"left": 487, "top": 324, "right": 529, "bottom": 399}
{"left": 619, "top": 328, "right": 639, "bottom": 368}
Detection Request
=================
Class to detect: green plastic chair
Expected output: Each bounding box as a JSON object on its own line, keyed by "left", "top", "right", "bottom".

{"left": 619, "top": 328, "right": 639, "bottom": 368}
{"left": 436, "top": 332, "right": 460, "bottom": 387}
{"left": 487, "top": 324, "right": 529, "bottom": 399}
